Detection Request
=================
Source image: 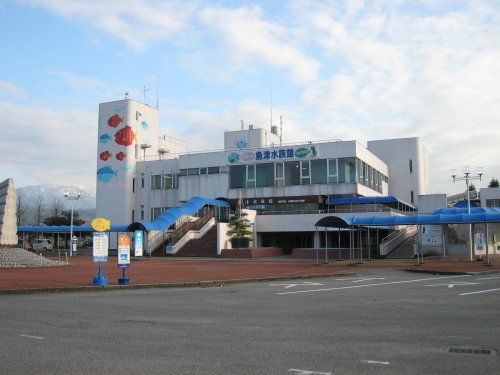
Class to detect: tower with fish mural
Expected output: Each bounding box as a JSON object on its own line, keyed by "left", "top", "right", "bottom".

{"left": 96, "top": 99, "right": 159, "bottom": 225}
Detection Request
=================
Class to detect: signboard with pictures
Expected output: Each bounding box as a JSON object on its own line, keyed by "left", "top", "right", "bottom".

{"left": 118, "top": 234, "right": 131, "bottom": 269}
{"left": 475, "top": 229, "right": 485, "bottom": 253}
{"left": 134, "top": 230, "right": 143, "bottom": 257}
{"left": 93, "top": 232, "right": 109, "bottom": 262}
{"left": 421, "top": 225, "right": 443, "bottom": 246}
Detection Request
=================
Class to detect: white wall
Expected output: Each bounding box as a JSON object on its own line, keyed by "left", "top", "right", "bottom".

{"left": 417, "top": 194, "right": 447, "bottom": 214}
{"left": 480, "top": 187, "right": 500, "bottom": 207}
{"left": 224, "top": 127, "right": 281, "bottom": 150}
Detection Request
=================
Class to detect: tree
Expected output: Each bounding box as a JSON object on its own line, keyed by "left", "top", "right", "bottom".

{"left": 34, "top": 193, "right": 45, "bottom": 226}
{"left": 468, "top": 183, "right": 476, "bottom": 191}
{"left": 51, "top": 195, "right": 64, "bottom": 216}
{"left": 43, "top": 210, "right": 85, "bottom": 226}
{"left": 488, "top": 178, "right": 499, "bottom": 188}
{"left": 226, "top": 210, "right": 253, "bottom": 248}
{"left": 16, "top": 191, "right": 27, "bottom": 226}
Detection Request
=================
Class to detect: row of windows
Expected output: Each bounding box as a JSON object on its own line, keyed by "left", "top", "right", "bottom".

{"left": 179, "top": 166, "right": 228, "bottom": 176}
{"left": 229, "top": 158, "right": 387, "bottom": 193}
{"left": 151, "top": 174, "right": 178, "bottom": 190}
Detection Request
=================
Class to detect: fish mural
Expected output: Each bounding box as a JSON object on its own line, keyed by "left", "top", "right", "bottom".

{"left": 97, "top": 166, "right": 117, "bottom": 183}
{"left": 141, "top": 121, "right": 149, "bottom": 130}
{"left": 114, "top": 125, "right": 137, "bottom": 146}
{"left": 121, "top": 166, "right": 134, "bottom": 172}
{"left": 100, "top": 150, "right": 112, "bottom": 161}
{"left": 108, "top": 114, "right": 124, "bottom": 128}
{"left": 116, "top": 151, "right": 127, "bottom": 161}
{"left": 99, "top": 134, "right": 111, "bottom": 144}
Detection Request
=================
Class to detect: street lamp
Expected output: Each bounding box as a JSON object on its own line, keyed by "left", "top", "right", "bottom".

{"left": 64, "top": 192, "right": 81, "bottom": 257}
{"left": 451, "top": 167, "right": 482, "bottom": 261}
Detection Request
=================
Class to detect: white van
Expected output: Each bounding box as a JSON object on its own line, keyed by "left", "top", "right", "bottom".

{"left": 32, "top": 239, "right": 53, "bottom": 252}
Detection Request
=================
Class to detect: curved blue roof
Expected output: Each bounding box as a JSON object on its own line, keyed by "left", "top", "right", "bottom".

{"left": 128, "top": 196, "right": 229, "bottom": 232}
{"left": 317, "top": 208, "right": 500, "bottom": 227}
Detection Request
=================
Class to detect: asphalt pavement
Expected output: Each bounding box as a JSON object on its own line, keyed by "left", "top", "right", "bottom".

{"left": 0, "top": 269, "right": 499, "bottom": 374}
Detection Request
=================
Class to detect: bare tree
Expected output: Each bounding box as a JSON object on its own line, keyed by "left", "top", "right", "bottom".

{"left": 51, "top": 194, "right": 64, "bottom": 216}
{"left": 16, "top": 191, "right": 27, "bottom": 226}
{"left": 34, "top": 192, "right": 45, "bottom": 226}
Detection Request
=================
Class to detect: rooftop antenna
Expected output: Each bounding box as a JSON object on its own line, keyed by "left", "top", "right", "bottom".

{"left": 142, "top": 85, "right": 150, "bottom": 105}
{"left": 124, "top": 91, "right": 129, "bottom": 99}
{"left": 156, "top": 53, "right": 160, "bottom": 109}
{"left": 241, "top": 120, "right": 244, "bottom": 130}
{"left": 280, "top": 115, "right": 283, "bottom": 145}
{"left": 269, "top": 72, "right": 273, "bottom": 131}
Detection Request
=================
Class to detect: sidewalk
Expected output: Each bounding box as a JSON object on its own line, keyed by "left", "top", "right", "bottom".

{"left": 0, "top": 256, "right": 498, "bottom": 293}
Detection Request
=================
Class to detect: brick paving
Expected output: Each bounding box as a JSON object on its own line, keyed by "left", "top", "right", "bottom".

{"left": 0, "top": 255, "right": 498, "bottom": 291}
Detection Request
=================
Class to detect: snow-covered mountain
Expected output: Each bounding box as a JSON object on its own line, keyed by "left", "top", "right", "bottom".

{"left": 16, "top": 184, "right": 96, "bottom": 225}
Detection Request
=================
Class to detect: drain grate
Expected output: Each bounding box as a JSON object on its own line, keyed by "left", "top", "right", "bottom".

{"left": 448, "top": 347, "right": 495, "bottom": 355}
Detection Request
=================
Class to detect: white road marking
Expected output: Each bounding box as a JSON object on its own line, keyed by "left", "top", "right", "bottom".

{"left": 459, "top": 287, "right": 500, "bottom": 296}
{"left": 425, "top": 282, "right": 479, "bottom": 288}
{"left": 270, "top": 282, "right": 324, "bottom": 289}
{"left": 352, "top": 277, "right": 386, "bottom": 283}
{"left": 477, "top": 276, "right": 500, "bottom": 280}
{"left": 277, "top": 275, "right": 470, "bottom": 295}
{"left": 362, "top": 360, "right": 390, "bottom": 365}
{"left": 19, "top": 334, "right": 44, "bottom": 340}
{"left": 288, "top": 369, "right": 332, "bottom": 375}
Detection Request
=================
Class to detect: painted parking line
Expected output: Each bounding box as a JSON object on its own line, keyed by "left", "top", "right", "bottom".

{"left": 362, "top": 360, "right": 390, "bottom": 365}
{"left": 288, "top": 369, "right": 332, "bottom": 375}
{"left": 352, "top": 277, "right": 386, "bottom": 283}
{"left": 270, "top": 282, "right": 324, "bottom": 289}
{"left": 277, "top": 275, "right": 471, "bottom": 295}
{"left": 425, "top": 282, "right": 479, "bottom": 288}
{"left": 477, "top": 276, "right": 500, "bottom": 280}
{"left": 19, "top": 334, "right": 44, "bottom": 340}
{"left": 459, "top": 287, "right": 500, "bottom": 296}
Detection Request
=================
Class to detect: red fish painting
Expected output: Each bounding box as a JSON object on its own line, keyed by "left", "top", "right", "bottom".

{"left": 100, "top": 150, "right": 112, "bottom": 161}
{"left": 116, "top": 151, "right": 127, "bottom": 161}
{"left": 108, "top": 114, "right": 124, "bottom": 128}
{"left": 114, "top": 125, "right": 137, "bottom": 146}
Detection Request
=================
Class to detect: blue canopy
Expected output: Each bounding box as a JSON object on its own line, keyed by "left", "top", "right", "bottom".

{"left": 17, "top": 225, "right": 129, "bottom": 233}
{"left": 315, "top": 207, "right": 500, "bottom": 227}
{"left": 127, "top": 196, "right": 229, "bottom": 232}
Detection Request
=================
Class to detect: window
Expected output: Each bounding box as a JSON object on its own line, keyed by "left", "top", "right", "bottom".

{"left": 151, "top": 207, "right": 163, "bottom": 220}
{"left": 410, "top": 190, "right": 414, "bottom": 204}
{"left": 188, "top": 168, "right": 199, "bottom": 175}
{"left": 151, "top": 175, "right": 162, "bottom": 189}
{"left": 246, "top": 164, "right": 255, "bottom": 188}
{"left": 132, "top": 210, "right": 135, "bottom": 222}
{"left": 179, "top": 169, "right": 188, "bottom": 176}
{"left": 140, "top": 209, "right": 144, "bottom": 220}
{"left": 132, "top": 178, "right": 135, "bottom": 193}
{"left": 285, "top": 161, "right": 301, "bottom": 186}
{"left": 200, "top": 167, "right": 207, "bottom": 175}
{"left": 409, "top": 159, "right": 413, "bottom": 173}
{"left": 256, "top": 163, "right": 274, "bottom": 187}
{"left": 141, "top": 175, "right": 145, "bottom": 188}
{"left": 301, "top": 160, "right": 310, "bottom": 185}
{"left": 229, "top": 165, "right": 246, "bottom": 188}
{"left": 163, "top": 174, "right": 174, "bottom": 189}
{"left": 220, "top": 166, "right": 228, "bottom": 173}
{"left": 311, "top": 159, "right": 327, "bottom": 184}
{"left": 208, "top": 166, "right": 220, "bottom": 174}
{"left": 275, "top": 162, "right": 284, "bottom": 187}
{"left": 327, "top": 159, "right": 338, "bottom": 183}
{"left": 338, "top": 158, "right": 356, "bottom": 183}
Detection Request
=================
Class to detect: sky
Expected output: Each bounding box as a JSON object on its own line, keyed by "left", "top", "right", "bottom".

{"left": 0, "top": 0, "right": 499, "bottom": 195}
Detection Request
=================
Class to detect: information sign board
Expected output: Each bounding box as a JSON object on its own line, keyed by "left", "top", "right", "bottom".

{"left": 93, "top": 232, "right": 109, "bottom": 262}
{"left": 118, "top": 234, "right": 131, "bottom": 269}
{"left": 134, "top": 231, "right": 143, "bottom": 257}
{"left": 475, "top": 229, "right": 485, "bottom": 253}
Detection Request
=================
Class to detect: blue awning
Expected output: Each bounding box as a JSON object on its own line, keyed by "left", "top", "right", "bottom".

{"left": 327, "top": 195, "right": 416, "bottom": 209}
{"left": 127, "top": 196, "right": 229, "bottom": 232}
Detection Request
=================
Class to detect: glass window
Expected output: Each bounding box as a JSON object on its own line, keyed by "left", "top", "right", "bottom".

{"left": 256, "top": 163, "right": 274, "bottom": 187}
{"left": 301, "top": 160, "right": 310, "bottom": 185}
{"left": 409, "top": 159, "right": 413, "bottom": 173}
{"left": 132, "top": 178, "right": 135, "bottom": 193}
{"left": 220, "top": 166, "right": 228, "bottom": 173}
{"left": 275, "top": 162, "right": 284, "bottom": 186}
{"left": 338, "top": 158, "right": 356, "bottom": 183}
{"left": 328, "top": 159, "right": 338, "bottom": 183}
{"left": 179, "top": 169, "right": 187, "bottom": 176}
{"left": 163, "top": 174, "right": 173, "bottom": 189}
{"left": 229, "top": 165, "right": 246, "bottom": 188}
{"left": 188, "top": 168, "right": 199, "bottom": 175}
{"left": 200, "top": 167, "right": 207, "bottom": 175}
{"left": 151, "top": 175, "right": 162, "bottom": 189}
{"left": 357, "top": 160, "right": 363, "bottom": 184}
{"left": 285, "top": 161, "right": 301, "bottom": 186}
{"left": 311, "top": 159, "right": 327, "bottom": 184}
{"left": 247, "top": 164, "right": 255, "bottom": 188}
{"left": 151, "top": 207, "right": 163, "bottom": 220}
{"left": 208, "top": 166, "right": 220, "bottom": 174}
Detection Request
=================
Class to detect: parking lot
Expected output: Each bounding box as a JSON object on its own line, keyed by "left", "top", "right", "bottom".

{"left": 1, "top": 269, "right": 499, "bottom": 374}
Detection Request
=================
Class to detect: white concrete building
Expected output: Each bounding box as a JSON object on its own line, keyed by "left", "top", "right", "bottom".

{"left": 96, "top": 99, "right": 430, "bottom": 254}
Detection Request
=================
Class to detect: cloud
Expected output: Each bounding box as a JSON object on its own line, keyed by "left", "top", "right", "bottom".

{"left": 21, "top": 0, "right": 193, "bottom": 52}
{"left": 0, "top": 80, "right": 26, "bottom": 100}
{"left": 0, "top": 100, "right": 97, "bottom": 189}
{"left": 198, "top": 5, "right": 320, "bottom": 85}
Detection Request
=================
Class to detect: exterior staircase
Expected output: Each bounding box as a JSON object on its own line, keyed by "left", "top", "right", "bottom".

{"left": 385, "top": 233, "right": 418, "bottom": 259}
{"left": 379, "top": 225, "right": 417, "bottom": 256}
{"left": 175, "top": 226, "right": 218, "bottom": 257}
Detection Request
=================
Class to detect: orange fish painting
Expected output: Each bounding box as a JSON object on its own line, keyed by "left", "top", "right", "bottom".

{"left": 116, "top": 151, "right": 127, "bottom": 161}
{"left": 108, "top": 114, "right": 124, "bottom": 128}
{"left": 114, "top": 125, "right": 137, "bottom": 146}
{"left": 100, "top": 150, "right": 112, "bottom": 161}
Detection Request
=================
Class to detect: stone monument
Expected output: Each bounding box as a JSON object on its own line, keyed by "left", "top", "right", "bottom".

{"left": 0, "top": 178, "right": 18, "bottom": 246}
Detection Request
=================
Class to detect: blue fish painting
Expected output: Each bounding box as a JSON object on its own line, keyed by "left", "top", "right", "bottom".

{"left": 141, "top": 121, "right": 149, "bottom": 130}
{"left": 99, "top": 134, "right": 111, "bottom": 143}
{"left": 97, "top": 166, "right": 117, "bottom": 183}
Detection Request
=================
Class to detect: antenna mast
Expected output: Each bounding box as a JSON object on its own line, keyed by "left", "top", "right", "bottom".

{"left": 156, "top": 53, "right": 160, "bottom": 109}
{"left": 269, "top": 73, "right": 273, "bottom": 131}
{"left": 280, "top": 115, "right": 283, "bottom": 145}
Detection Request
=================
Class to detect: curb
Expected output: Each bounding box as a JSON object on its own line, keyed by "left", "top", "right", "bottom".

{"left": 0, "top": 272, "right": 355, "bottom": 295}
{"left": 404, "top": 268, "right": 500, "bottom": 276}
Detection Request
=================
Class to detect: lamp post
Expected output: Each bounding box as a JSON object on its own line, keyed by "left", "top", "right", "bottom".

{"left": 451, "top": 168, "right": 482, "bottom": 261}
{"left": 64, "top": 192, "right": 81, "bottom": 257}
